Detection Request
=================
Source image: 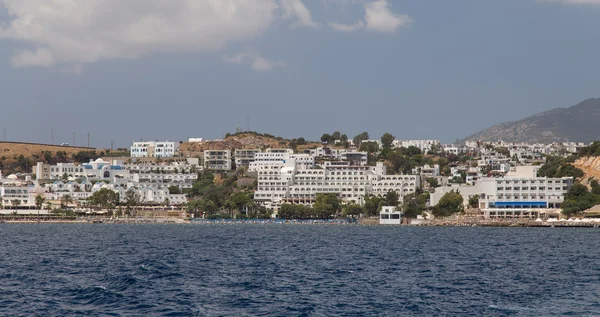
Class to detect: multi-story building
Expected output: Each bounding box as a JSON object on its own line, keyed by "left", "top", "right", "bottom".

{"left": 430, "top": 166, "right": 573, "bottom": 219}
{"left": 412, "top": 164, "right": 440, "bottom": 178}
{"left": 204, "top": 150, "right": 231, "bottom": 171}
{"left": 234, "top": 149, "right": 260, "bottom": 167}
{"left": 340, "top": 152, "right": 368, "bottom": 166}
{"left": 0, "top": 186, "right": 33, "bottom": 209}
{"left": 130, "top": 141, "right": 179, "bottom": 158}
{"left": 254, "top": 160, "right": 420, "bottom": 212}
{"left": 248, "top": 150, "right": 314, "bottom": 172}
{"left": 35, "top": 159, "right": 129, "bottom": 181}
{"left": 394, "top": 140, "right": 441, "bottom": 153}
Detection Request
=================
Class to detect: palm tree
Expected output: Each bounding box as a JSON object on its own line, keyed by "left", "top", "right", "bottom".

{"left": 12, "top": 199, "right": 21, "bottom": 211}
{"left": 35, "top": 194, "right": 45, "bottom": 219}
{"left": 61, "top": 194, "right": 73, "bottom": 210}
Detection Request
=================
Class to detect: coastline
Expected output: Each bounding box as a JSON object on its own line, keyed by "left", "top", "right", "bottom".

{"left": 2, "top": 218, "right": 600, "bottom": 227}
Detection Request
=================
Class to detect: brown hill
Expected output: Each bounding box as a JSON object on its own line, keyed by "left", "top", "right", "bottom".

{"left": 179, "top": 132, "right": 342, "bottom": 157}
{"left": 0, "top": 141, "right": 101, "bottom": 158}
{"left": 0, "top": 141, "right": 106, "bottom": 175}
{"left": 573, "top": 156, "right": 600, "bottom": 186}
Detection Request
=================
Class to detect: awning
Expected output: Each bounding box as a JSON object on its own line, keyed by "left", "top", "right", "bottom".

{"left": 491, "top": 201, "right": 547, "bottom": 207}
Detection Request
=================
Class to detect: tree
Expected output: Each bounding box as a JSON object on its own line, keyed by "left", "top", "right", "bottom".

{"left": 124, "top": 189, "right": 141, "bottom": 216}
{"left": 168, "top": 186, "right": 182, "bottom": 195}
{"left": 433, "top": 191, "right": 464, "bottom": 217}
{"left": 426, "top": 177, "right": 439, "bottom": 188}
{"left": 384, "top": 190, "right": 400, "bottom": 207}
{"left": 321, "top": 133, "right": 331, "bottom": 144}
{"left": 353, "top": 132, "right": 369, "bottom": 147}
{"left": 11, "top": 199, "right": 21, "bottom": 210}
{"left": 538, "top": 156, "right": 584, "bottom": 179}
{"left": 230, "top": 192, "right": 250, "bottom": 214}
{"left": 35, "top": 194, "right": 45, "bottom": 211}
{"left": 591, "top": 179, "right": 600, "bottom": 195}
{"left": 468, "top": 195, "right": 479, "bottom": 208}
{"left": 343, "top": 203, "right": 364, "bottom": 218}
{"left": 313, "top": 193, "right": 341, "bottom": 219}
{"left": 561, "top": 183, "right": 600, "bottom": 217}
{"left": 380, "top": 133, "right": 395, "bottom": 149}
{"left": 35, "top": 194, "right": 45, "bottom": 218}
{"left": 45, "top": 201, "right": 53, "bottom": 211}
{"left": 61, "top": 194, "right": 73, "bottom": 209}
{"left": 331, "top": 131, "right": 342, "bottom": 141}
{"left": 364, "top": 195, "right": 382, "bottom": 216}
{"left": 90, "top": 188, "right": 120, "bottom": 213}
{"left": 359, "top": 141, "right": 380, "bottom": 153}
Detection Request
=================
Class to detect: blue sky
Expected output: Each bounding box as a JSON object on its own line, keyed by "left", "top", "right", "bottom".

{"left": 0, "top": 0, "right": 599, "bottom": 148}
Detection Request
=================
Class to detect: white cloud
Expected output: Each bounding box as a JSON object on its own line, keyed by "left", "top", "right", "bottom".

{"left": 223, "top": 48, "right": 286, "bottom": 72}
{"left": 0, "top": 0, "right": 279, "bottom": 68}
{"left": 252, "top": 56, "right": 287, "bottom": 72}
{"left": 328, "top": 0, "right": 411, "bottom": 33}
{"left": 0, "top": 0, "right": 410, "bottom": 71}
{"left": 364, "top": 0, "right": 412, "bottom": 33}
{"left": 281, "top": 0, "right": 319, "bottom": 28}
{"left": 328, "top": 21, "right": 365, "bottom": 32}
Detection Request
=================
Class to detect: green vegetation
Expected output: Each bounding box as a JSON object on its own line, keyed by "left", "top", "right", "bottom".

{"left": 537, "top": 156, "right": 583, "bottom": 179}
{"left": 591, "top": 179, "right": 600, "bottom": 195}
{"left": 168, "top": 186, "right": 182, "bottom": 195}
{"left": 561, "top": 183, "right": 600, "bottom": 217}
{"left": 402, "top": 191, "right": 430, "bottom": 218}
{"left": 432, "top": 191, "right": 464, "bottom": 218}
{"left": 279, "top": 193, "right": 345, "bottom": 219}
{"left": 320, "top": 131, "right": 349, "bottom": 147}
{"left": 352, "top": 132, "right": 369, "bottom": 147}
{"left": 577, "top": 141, "right": 600, "bottom": 157}
{"left": 468, "top": 195, "right": 479, "bottom": 208}
{"left": 426, "top": 177, "right": 439, "bottom": 188}
{"left": 186, "top": 171, "right": 267, "bottom": 218}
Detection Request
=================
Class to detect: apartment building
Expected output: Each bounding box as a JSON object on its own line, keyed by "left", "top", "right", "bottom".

{"left": 394, "top": 140, "right": 441, "bottom": 153}
{"left": 254, "top": 160, "right": 420, "bottom": 212}
{"left": 430, "top": 166, "right": 573, "bottom": 219}
{"left": 130, "top": 141, "right": 178, "bottom": 158}
{"left": 248, "top": 150, "right": 313, "bottom": 172}
{"left": 35, "top": 159, "right": 129, "bottom": 181}
{"left": 234, "top": 149, "right": 260, "bottom": 167}
{"left": 204, "top": 150, "right": 231, "bottom": 171}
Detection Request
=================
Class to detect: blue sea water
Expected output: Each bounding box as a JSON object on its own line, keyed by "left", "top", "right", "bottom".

{"left": 0, "top": 225, "right": 599, "bottom": 316}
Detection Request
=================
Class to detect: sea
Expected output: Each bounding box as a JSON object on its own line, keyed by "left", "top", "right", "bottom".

{"left": 0, "top": 224, "right": 599, "bottom": 316}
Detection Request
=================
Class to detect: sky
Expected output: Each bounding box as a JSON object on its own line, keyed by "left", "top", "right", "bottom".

{"left": 0, "top": 0, "right": 599, "bottom": 148}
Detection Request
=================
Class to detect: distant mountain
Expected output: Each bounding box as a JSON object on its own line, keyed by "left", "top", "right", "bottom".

{"left": 460, "top": 98, "right": 600, "bottom": 144}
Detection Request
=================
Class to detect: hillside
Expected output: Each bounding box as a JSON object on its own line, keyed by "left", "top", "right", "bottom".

{"left": 0, "top": 141, "right": 107, "bottom": 175}
{"left": 461, "top": 98, "right": 600, "bottom": 144}
{"left": 179, "top": 132, "right": 339, "bottom": 158}
{"left": 0, "top": 141, "right": 100, "bottom": 158}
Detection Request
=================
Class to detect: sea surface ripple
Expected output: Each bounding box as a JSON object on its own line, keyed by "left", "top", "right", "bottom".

{"left": 0, "top": 225, "right": 599, "bottom": 316}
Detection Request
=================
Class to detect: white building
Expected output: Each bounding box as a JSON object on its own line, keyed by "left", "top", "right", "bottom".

{"left": 254, "top": 160, "right": 420, "bottom": 212}
{"left": 430, "top": 166, "right": 573, "bottom": 219}
{"left": 35, "top": 159, "right": 130, "bottom": 181}
{"left": 394, "top": 140, "right": 441, "bottom": 153}
{"left": 204, "top": 150, "right": 231, "bottom": 171}
{"left": 130, "top": 141, "right": 179, "bottom": 158}
{"left": 412, "top": 164, "right": 440, "bottom": 178}
{"left": 248, "top": 151, "right": 314, "bottom": 172}
{"left": 234, "top": 149, "right": 260, "bottom": 167}
{"left": 380, "top": 206, "right": 402, "bottom": 225}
